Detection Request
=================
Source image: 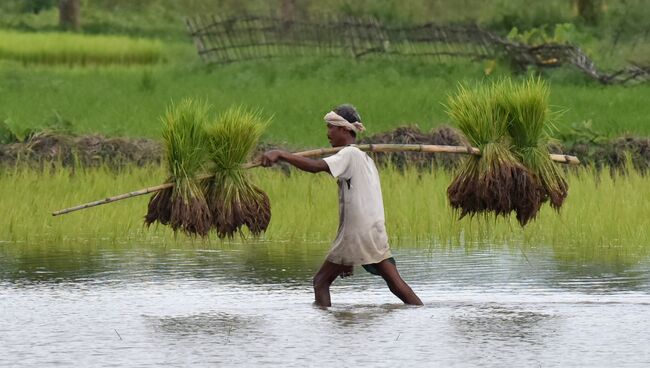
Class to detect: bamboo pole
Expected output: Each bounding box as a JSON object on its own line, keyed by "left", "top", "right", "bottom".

{"left": 52, "top": 144, "right": 579, "bottom": 216}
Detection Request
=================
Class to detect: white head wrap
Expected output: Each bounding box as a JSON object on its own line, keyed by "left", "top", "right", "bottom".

{"left": 324, "top": 111, "right": 365, "bottom": 133}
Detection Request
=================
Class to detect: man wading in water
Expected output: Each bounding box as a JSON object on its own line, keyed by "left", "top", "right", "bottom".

{"left": 262, "top": 104, "right": 423, "bottom": 307}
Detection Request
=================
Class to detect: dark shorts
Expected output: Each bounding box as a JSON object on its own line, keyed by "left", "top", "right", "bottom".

{"left": 362, "top": 257, "right": 396, "bottom": 276}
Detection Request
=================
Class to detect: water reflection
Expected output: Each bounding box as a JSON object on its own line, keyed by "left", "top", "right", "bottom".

{"left": 451, "top": 304, "right": 558, "bottom": 343}
{"left": 0, "top": 247, "right": 110, "bottom": 283}
{"left": 0, "top": 243, "right": 325, "bottom": 285}
{"left": 541, "top": 247, "right": 650, "bottom": 293}
{"left": 147, "top": 312, "right": 260, "bottom": 339}
{"left": 2, "top": 242, "right": 650, "bottom": 296}
{"left": 326, "top": 303, "right": 406, "bottom": 327}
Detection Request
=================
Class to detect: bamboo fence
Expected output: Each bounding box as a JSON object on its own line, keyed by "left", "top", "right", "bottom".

{"left": 185, "top": 14, "right": 649, "bottom": 85}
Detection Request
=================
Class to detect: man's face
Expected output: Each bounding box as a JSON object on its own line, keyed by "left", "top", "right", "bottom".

{"left": 326, "top": 124, "right": 350, "bottom": 147}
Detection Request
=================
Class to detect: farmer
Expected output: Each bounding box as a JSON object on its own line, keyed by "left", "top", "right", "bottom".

{"left": 261, "top": 104, "right": 423, "bottom": 307}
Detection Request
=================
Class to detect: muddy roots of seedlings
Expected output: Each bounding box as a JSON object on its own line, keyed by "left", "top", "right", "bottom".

{"left": 448, "top": 157, "right": 547, "bottom": 226}
{"left": 145, "top": 192, "right": 213, "bottom": 237}
{"left": 511, "top": 169, "right": 545, "bottom": 226}
{"left": 244, "top": 187, "right": 271, "bottom": 236}
{"left": 447, "top": 158, "right": 484, "bottom": 219}
{"left": 169, "top": 193, "right": 212, "bottom": 237}
{"left": 208, "top": 192, "right": 240, "bottom": 238}
{"left": 144, "top": 181, "right": 213, "bottom": 237}
{"left": 145, "top": 185, "right": 173, "bottom": 226}
{"left": 519, "top": 148, "right": 570, "bottom": 212}
{"left": 544, "top": 175, "right": 569, "bottom": 210}
{"left": 207, "top": 182, "right": 271, "bottom": 239}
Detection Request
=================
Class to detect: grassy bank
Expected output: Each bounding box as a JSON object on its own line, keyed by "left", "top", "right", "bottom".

{"left": 1, "top": 57, "right": 649, "bottom": 146}
{"left": 2, "top": 164, "right": 648, "bottom": 253}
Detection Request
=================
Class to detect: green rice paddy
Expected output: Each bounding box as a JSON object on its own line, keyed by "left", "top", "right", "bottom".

{"left": 3, "top": 164, "right": 648, "bottom": 255}
{"left": 0, "top": 30, "right": 163, "bottom": 66}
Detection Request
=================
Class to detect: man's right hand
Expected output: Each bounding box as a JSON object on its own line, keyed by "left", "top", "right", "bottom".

{"left": 261, "top": 150, "right": 330, "bottom": 174}
{"left": 261, "top": 150, "right": 286, "bottom": 167}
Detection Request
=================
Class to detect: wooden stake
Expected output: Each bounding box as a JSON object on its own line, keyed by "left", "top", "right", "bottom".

{"left": 52, "top": 144, "right": 579, "bottom": 216}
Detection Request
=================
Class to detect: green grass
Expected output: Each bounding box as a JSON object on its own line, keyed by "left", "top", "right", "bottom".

{"left": 0, "top": 30, "right": 163, "bottom": 65}
{"left": 0, "top": 56, "right": 649, "bottom": 147}
{"left": 2, "top": 164, "right": 648, "bottom": 254}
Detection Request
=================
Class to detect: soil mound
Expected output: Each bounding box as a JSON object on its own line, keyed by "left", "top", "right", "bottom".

{"left": 561, "top": 135, "right": 650, "bottom": 173}
{"left": 358, "top": 125, "right": 468, "bottom": 170}
{"left": 1, "top": 129, "right": 648, "bottom": 173}
{"left": 0, "top": 132, "right": 161, "bottom": 168}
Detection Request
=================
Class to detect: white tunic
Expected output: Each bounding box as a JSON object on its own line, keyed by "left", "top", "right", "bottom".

{"left": 323, "top": 146, "right": 392, "bottom": 266}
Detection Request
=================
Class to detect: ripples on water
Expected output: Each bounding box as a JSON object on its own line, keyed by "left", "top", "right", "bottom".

{"left": 1, "top": 244, "right": 650, "bottom": 367}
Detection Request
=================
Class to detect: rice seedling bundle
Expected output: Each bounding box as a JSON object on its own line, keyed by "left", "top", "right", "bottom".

{"left": 145, "top": 99, "right": 212, "bottom": 236}
{"left": 446, "top": 80, "right": 545, "bottom": 225}
{"left": 497, "top": 77, "right": 568, "bottom": 212}
{"left": 204, "top": 107, "right": 270, "bottom": 238}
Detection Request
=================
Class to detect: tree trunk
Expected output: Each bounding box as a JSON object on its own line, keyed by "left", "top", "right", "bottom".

{"left": 281, "top": 0, "right": 296, "bottom": 21}
{"left": 59, "top": 0, "right": 80, "bottom": 30}
{"left": 572, "top": 0, "right": 601, "bottom": 25}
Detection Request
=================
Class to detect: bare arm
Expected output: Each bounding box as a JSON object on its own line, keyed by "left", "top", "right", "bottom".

{"left": 261, "top": 150, "right": 330, "bottom": 174}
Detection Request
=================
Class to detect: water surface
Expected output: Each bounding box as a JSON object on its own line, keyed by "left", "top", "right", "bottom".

{"left": 2, "top": 243, "right": 650, "bottom": 367}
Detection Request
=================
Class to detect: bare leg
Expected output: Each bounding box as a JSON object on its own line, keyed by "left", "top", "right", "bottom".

{"left": 374, "top": 259, "right": 423, "bottom": 306}
{"left": 312, "top": 261, "right": 352, "bottom": 308}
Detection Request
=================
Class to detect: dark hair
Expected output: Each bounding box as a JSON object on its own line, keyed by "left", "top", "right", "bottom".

{"left": 333, "top": 104, "right": 361, "bottom": 138}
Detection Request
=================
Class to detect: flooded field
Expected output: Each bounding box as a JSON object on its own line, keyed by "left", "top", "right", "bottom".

{"left": 2, "top": 243, "right": 649, "bottom": 367}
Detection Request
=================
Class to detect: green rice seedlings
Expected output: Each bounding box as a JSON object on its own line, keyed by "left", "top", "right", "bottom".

{"left": 498, "top": 77, "right": 568, "bottom": 212}
{"left": 446, "top": 81, "right": 540, "bottom": 224}
{"left": 204, "top": 107, "right": 271, "bottom": 238}
{"left": 446, "top": 84, "right": 488, "bottom": 219}
{"left": 145, "top": 98, "right": 212, "bottom": 236}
